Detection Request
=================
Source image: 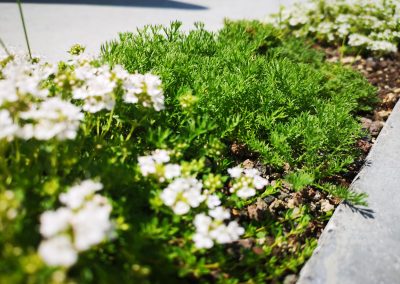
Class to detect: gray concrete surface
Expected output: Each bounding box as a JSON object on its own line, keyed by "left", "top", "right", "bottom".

{"left": 298, "top": 100, "right": 400, "bottom": 284}
{"left": 0, "top": 0, "right": 295, "bottom": 61}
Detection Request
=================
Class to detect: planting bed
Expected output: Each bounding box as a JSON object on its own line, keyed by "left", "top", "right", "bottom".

{"left": 1, "top": 0, "right": 399, "bottom": 282}
{"left": 99, "top": 20, "right": 380, "bottom": 283}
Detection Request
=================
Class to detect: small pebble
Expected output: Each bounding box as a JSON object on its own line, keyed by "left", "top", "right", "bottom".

{"left": 320, "top": 200, "right": 335, "bottom": 212}
{"left": 283, "top": 274, "right": 298, "bottom": 284}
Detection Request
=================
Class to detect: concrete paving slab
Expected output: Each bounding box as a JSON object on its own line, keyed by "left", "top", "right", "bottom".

{"left": 0, "top": 0, "right": 296, "bottom": 61}
{"left": 298, "top": 101, "right": 400, "bottom": 284}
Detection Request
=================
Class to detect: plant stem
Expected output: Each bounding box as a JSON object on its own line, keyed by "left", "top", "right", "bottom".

{"left": 125, "top": 124, "right": 137, "bottom": 141}
{"left": 0, "top": 37, "right": 11, "bottom": 56}
{"left": 101, "top": 108, "right": 114, "bottom": 137}
{"left": 17, "top": 0, "right": 32, "bottom": 59}
{"left": 96, "top": 116, "right": 100, "bottom": 136}
{"left": 14, "top": 140, "right": 20, "bottom": 163}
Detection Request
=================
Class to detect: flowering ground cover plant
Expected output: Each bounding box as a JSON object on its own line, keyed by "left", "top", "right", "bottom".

{"left": 267, "top": 0, "right": 400, "bottom": 55}
{"left": 0, "top": 20, "right": 377, "bottom": 283}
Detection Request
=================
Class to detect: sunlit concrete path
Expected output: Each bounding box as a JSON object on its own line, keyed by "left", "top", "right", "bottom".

{"left": 0, "top": 0, "right": 296, "bottom": 60}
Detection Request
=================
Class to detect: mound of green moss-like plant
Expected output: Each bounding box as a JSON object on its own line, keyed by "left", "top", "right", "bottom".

{"left": 0, "top": 20, "right": 376, "bottom": 284}
{"left": 102, "top": 20, "right": 376, "bottom": 178}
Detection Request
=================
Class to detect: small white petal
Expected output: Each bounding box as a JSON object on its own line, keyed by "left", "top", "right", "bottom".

{"left": 38, "top": 236, "right": 77, "bottom": 267}
{"left": 236, "top": 187, "right": 256, "bottom": 199}
{"left": 209, "top": 206, "right": 230, "bottom": 221}
{"left": 253, "top": 175, "right": 269, "bottom": 189}
{"left": 173, "top": 201, "right": 190, "bottom": 215}
{"left": 227, "top": 166, "right": 243, "bottom": 178}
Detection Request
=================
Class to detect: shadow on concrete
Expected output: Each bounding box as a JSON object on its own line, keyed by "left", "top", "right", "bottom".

{"left": 344, "top": 202, "right": 375, "bottom": 219}
{"left": 0, "top": 0, "right": 208, "bottom": 10}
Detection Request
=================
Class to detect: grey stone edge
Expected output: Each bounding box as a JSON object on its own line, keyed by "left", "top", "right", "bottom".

{"left": 297, "top": 100, "right": 400, "bottom": 284}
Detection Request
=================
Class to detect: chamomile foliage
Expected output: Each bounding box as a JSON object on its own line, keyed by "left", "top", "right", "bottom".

{"left": 101, "top": 20, "right": 376, "bottom": 177}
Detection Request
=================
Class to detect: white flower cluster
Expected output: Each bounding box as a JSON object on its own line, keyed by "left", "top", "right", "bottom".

{"left": 139, "top": 150, "right": 211, "bottom": 215}
{"left": 193, "top": 208, "right": 244, "bottom": 249}
{"left": 138, "top": 149, "right": 245, "bottom": 249}
{"left": 138, "top": 149, "right": 181, "bottom": 182}
{"left": 0, "top": 50, "right": 165, "bottom": 141}
{"left": 227, "top": 166, "right": 269, "bottom": 199}
{"left": 19, "top": 97, "right": 84, "bottom": 140}
{"left": 161, "top": 177, "right": 205, "bottom": 215}
{"left": 72, "top": 64, "right": 116, "bottom": 113}
{"left": 267, "top": 0, "right": 400, "bottom": 54}
{"left": 70, "top": 57, "right": 164, "bottom": 113}
{"left": 114, "top": 66, "right": 165, "bottom": 111}
{"left": 38, "top": 180, "right": 114, "bottom": 267}
{"left": 0, "top": 54, "right": 55, "bottom": 104}
{"left": 0, "top": 55, "right": 83, "bottom": 141}
{"left": 0, "top": 109, "right": 18, "bottom": 140}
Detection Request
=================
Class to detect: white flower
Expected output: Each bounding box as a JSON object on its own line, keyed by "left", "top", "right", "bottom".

{"left": 40, "top": 208, "right": 72, "bottom": 238}
{"left": 193, "top": 214, "right": 213, "bottom": 249}
{"left": 0, "top": 80, "right": 18, "bottom": 106}
{"left": 348, "top": 34, "right": 371, "bottom": 46}
{"left": 337, "top": 23, "right": 351, "bottom": 37}
{"left": 228, "top": 166, "right": 268, "bottom": 199}
{"left": 253, "top": 175, "right": 269, "bottom": 189}
{"left": 317, "top": 22, "right": 334, "bottom": 35}
{"left": 38, "top": 180, "right": 115, "bottom": 267}
{"left": 72, "top": 66, "right": 116, "bottom": 113}
{"left": 123, "top": 91, "right": 139, "bottom": 104}
{"left": 193, "top": 213, "right": 212, "bottom": 234}
{"left": 74, "top": 64, "right": 95, "bottom": 81}
{"left": 0, "top": 110, "right": 18, "bottom": 140}
{"left": 192, "top": 212, "right": 244, "bottom": 249}
{"left": 336, "top": 14, "right": 351, "bottom": 24}
{"left": 206, "top": 194, "right": 221, "bottom": 209}
{"left": 226, "top": 221, "right": 245, "bottom": 239}
{"left": 112, "top": 65, "right": 129, "bottom": 80}
{"left": 18, "top": 97, "right": 83, "bottom": 140}
{"left": 192, "top": 233, "right": 214, "bottom": 249}
{"left": 138, "top": 150, "right": 180, "bottom": 181}
{"left": 236, "top": 187, "right": 256, "bottom": 199}
{"left": 164, "top": 164, "right": 181, "bottom": 180}
{"left": 17, "top": 124, "right": 34, "bottom": 140}
{"left": 209, "top": 206, "right": 230, "bottom": 221}
{"left": 209, "top": 224, "right": 233, "bottom": 244}
{"left": 160, "top": 177, "right": 205, "bottom": 215}
{"left": 118, "top": 71, "right": 165, "bottom": 111}
{"left": 121, "top": 73, "right": 143, "bottom": 104}
{"left": 71, "top": 195, "right": 113, "bottom": 251}
{"left": 38, "top": 235, "right": 77, "bottom": 267}
{"left": 368, "top": 40, "right": 397, "bottom": 53}
{"left": 287, "top": 6, "right": 310, "bottom": 27}
{"left": 152, "top": 149, "right": 170, "bottom": 163}
{"left": 0, "top": 57, "right": 53, "bottom": 105}
{"left": 143, "top": 74, "right": 165, "bottom": 111}
{"left": 209, "top": 221, "right": 245, "bottom": 244}
{"left": 59, "top": 180, "right": 103, "bottom": 209}
{"left": 244, "top": 168, "right": 259, "bottom": 178}
{"left": 227, "top": 166, "right": 243, "bottom": 178}
{"left": 138, "top": 156, "right": 156, "bottom": 176}
{"left": 172, "top": 201, "right": 191, "bottom": 215}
